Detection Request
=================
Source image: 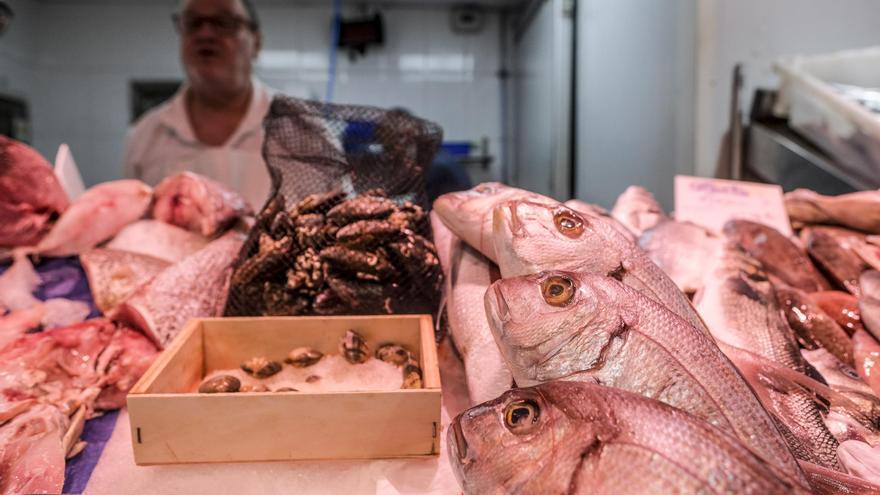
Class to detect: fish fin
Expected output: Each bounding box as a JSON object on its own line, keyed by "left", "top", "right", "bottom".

{"left": 718, "top": 342, "right": 870, "bottom": 416}
{"left": 800, "top": 460, "right": 880, "bottom": 495}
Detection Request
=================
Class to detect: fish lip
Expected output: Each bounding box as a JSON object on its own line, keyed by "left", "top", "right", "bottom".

{"left": 450, "top": 416, "right": 469, "bottom": 463}
{"left": 489, "top": 283, "right": 511, "bottom": 326}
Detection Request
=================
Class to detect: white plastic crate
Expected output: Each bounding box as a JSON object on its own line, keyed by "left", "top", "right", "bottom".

{"left": 775, "top": 46, "right": 880, "bottom": 186}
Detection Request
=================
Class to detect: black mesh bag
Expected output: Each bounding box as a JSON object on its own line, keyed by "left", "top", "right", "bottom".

{"left": 224, "top": 95, "right": 444, "bottom": 317}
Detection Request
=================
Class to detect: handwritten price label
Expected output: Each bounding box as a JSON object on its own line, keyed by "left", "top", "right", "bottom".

{"left": 674, "top": 176, "right": 793, "bottom": 236}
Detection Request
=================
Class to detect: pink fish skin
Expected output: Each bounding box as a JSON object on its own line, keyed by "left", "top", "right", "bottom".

{"left": 609, "top": 185, "right": 667, "bottom": 237}
{"left": 838, "top": 440, "right": 880, "bottom": 485}
{"left": 431, "top": 211, "right": 511, "bottom": 404}
{"left": 34, "top": 180, "right": 153, "bottom": 257}
{"left": 432, "top": 183, "right": 555, "bottom": 261}
{"left": 153, "top": 172, "right": 252, "bottom": 237}
{"left": 853, "top": 329, "right": 880, "bottom": 398}
{"left": 449, "top": 382, "right": 811, "bottom": 495}
{"left": 110, "top": 232, "right": 244, "bottom": 348}
{"left": 0, "top": 136, "right": 69, "bottom": 248}
{"left": 812, "top": 291, "right": 863, "bottom": 336}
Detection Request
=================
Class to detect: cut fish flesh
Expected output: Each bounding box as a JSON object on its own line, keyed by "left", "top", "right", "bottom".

{"left": 0, "top": 136, "right": 69, "bottom": 248}
{"left": 110, "top": 232, "right": 244, "bottom": 348}
{"left": 152, "top": 171, "right": 253, "bottom": 237}
{"left": 106, "top": 220, "right": 210, "bottom": 264}
{"left": 80, "top": 248, "right": 170, "bottom": 313}
{"left": 33, "top": 180, "right": 153, "bottom": 257}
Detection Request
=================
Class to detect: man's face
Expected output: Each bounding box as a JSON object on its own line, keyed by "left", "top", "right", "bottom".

{"left": 177, "top": 0, "right": 260, "bottom": 92}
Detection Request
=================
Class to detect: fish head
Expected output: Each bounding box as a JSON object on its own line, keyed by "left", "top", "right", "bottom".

{"left": 432, "top": 183, "right": 555, "bottom": 261}
{"left": 485, "top": 270, "right": 624, "bottom": 384}
{"left": 448, "top": 383, "right": 606, "bottom": 494}
{"left": 493, "top": 200, "right": 621, "bottom": 278}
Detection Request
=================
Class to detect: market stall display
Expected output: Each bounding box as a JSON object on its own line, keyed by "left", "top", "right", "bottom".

{"left": 5, "top": 123, "right": 880, "bottom": 493}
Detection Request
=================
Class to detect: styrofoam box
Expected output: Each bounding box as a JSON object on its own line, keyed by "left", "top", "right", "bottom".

{"left": 774, "top": 46, "right": 880, "bottom": 187}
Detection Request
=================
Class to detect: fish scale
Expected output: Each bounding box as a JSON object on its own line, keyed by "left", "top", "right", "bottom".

{"left": 697, "top": 245, "right": 843, "bottom": 471}
{"left": 491, "top": 198, "right": 713, "bottom": 339}
{"left": 449, "top": 382, "right": 811, "bottom": 494}
{"left": 485, "top": 270, "right": 807, "bottom": 485}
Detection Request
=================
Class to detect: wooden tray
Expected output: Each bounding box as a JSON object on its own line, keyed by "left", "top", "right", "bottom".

{"left": 127, "top": 315, "right": 441, "bottom": 465}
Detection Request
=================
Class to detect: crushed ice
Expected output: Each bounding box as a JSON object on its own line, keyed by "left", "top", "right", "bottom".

{"left": 199, "top": 355, "right": 404, "bottom": 393}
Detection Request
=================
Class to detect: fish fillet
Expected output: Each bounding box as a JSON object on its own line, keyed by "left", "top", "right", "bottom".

{"left": 106, "top": 219, "right": 210, "bottom": 263}
{"left": 0, "top": 136, "right": 69, "bottom": 248}
{"left": 80, "top": 248, "right": 170, "bottom": 313}
{"left": 152, "top": 172, "right": 253, "bottom": 237}
{"left": 34, "top": 180, "right": 153, "bottom": 257}
{"left": 109, "top": 232, "right": 244, "bottom": 348}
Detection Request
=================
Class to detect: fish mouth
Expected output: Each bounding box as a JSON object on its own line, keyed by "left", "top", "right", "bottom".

{"left": 450, "top": 416, "right": 469, "bottom": 462}
{"left": 488, "top": 283, "right": 511, "bottom": 327}
{"left": 492, "top": 203, "right": 515, "bottom": 238}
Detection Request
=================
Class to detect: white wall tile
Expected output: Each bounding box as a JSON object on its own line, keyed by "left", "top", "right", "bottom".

{"left": 11, "top": 1, "right": 503, "bottom": 185}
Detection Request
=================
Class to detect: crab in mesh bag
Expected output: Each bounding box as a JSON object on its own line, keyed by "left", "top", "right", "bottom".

{"left": 224, "top": 96, "right": 443, "bottom": 317}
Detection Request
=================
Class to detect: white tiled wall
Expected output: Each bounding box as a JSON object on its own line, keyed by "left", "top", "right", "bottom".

{"left": 5, "top": 0, "right": 503, "bottom": 186}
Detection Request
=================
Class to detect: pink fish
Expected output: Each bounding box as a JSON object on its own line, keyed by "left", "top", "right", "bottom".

{"left": 853, "top": 329, "right": 880, "bottom": 398}
{"left": 153, "top": 172, "right": 252, "bottom": 237}
{"left": 34, "top": 180, "right": 153, "bottom": 257}
{"left": 0, "top": 136, "right": 69, "bottom": 248}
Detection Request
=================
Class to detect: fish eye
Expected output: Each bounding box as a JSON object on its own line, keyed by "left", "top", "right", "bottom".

{"left": 541, "top": 275, "right": 575, "bottom": 307}
{"left": 503, "top": 399, "right": 540, "bottom": 433}
{"left": 553, "top": 210, "right": 584, "bottom": 238}
{"left": 474, "top": 184, "right": 496, "bottom": 194}
{"left": 840, "top": 364, "right": 860, "bottom": 380}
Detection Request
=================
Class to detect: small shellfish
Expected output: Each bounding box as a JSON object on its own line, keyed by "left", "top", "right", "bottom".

{"left": 241, "top": 357, "right": 282, "bottom": 378}
{"left": 376, "top": 344, "right": 411, "bottom": 366}
{"left": 241, "top": 384, "right": 269, "bottom": 393}
{"left": 198, "top": 375, "right": 241, "bottom": 394}
{"left": 306, "top": 375, "right": 321, "bottom": 383}
{"left": 340, "top": 329, "right": 369, "bottom": 364}
{"left": 402, "top": 358, "right": 423, "bottom": 389}
{"left": 275, "top": 387, "right": 299, "bottom": 392}
{"left": 285, "top": 347, "right": 324, "bottom": 367}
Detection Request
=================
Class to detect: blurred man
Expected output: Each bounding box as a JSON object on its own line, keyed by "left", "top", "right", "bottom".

{"left": 123, "top": 0, "right": 272, "bottom": 208}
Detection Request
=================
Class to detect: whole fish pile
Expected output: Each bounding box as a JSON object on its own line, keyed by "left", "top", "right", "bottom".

{"left": 226, "top": 188, "right": 441, "bottom": 317}
{"left": 432, "top": 182, "right": 880, "bottom": 494}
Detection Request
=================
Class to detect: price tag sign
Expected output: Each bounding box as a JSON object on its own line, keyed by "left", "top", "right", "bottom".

{"left": 674, "top": 175, "right": 792, "bottom": 236}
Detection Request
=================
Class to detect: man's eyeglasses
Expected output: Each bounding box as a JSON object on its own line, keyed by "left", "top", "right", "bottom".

{"left": 172, "top": 13, "right": 257, "bottom": 37}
